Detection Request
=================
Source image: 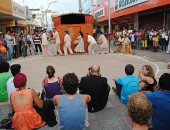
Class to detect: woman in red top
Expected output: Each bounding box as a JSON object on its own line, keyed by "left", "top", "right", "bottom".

{"left": 136, "top": 29, "right": 142, "bottom": 50}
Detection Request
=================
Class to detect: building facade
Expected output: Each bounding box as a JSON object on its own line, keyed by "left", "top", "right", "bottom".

{"left": 87, "top": 0, "right": 170, "bottom": 32}
{"left": 0, "top": 0, "right": 28, "bottom": 33}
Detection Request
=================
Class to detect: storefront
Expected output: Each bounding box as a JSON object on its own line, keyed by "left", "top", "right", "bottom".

{"left": 0, "top": 0, "right": 13, "bottom": 33}
{"left": 11, "top": 1, "right": 27, "bottom": 32}
{"left": 90, "top": 0, "right": 170, "bottom": 31}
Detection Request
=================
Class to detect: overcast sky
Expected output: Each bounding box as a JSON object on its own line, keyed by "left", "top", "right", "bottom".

{"left": 13, "top": 0, "right": 79, "bottom": 13}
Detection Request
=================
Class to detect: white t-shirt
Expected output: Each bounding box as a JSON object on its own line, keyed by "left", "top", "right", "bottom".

{"left": 87, "top": 35, "right": 96, "bottom": 44}
{"left": 53, "top": 31, "right": 61, "bottom": 44}
{"left": 131, "top": 34, "right": 135, "bottom": 42}
{"left": 5, "top": 34, "right": 13, "bottom": 47}
{"left": 7, "top": 77, "right": 17, "bottom": 104}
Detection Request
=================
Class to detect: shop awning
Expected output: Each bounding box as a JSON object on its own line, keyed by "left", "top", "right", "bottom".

{"left": 0, "top": 19, "right": 15, "bottom": 27}
{"left": 17, "top": 20, "right": 27, "bottom": 26}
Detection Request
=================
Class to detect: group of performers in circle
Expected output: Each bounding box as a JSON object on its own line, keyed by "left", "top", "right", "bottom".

{"left": 45, "top": 28, "right": 109, "bottom": 56}
{"left": 43, "top": 27, "right": 131, "bottom": 57}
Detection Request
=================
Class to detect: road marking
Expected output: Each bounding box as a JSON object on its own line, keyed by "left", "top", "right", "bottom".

{"left": 10, "top": 56, "right": 43, "bottom": 64}
{"left": 11, "top": 54, "right": 160, "bottom": 76}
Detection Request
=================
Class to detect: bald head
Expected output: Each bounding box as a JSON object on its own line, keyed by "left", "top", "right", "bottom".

{"left": 91, "top": 64, "right": 100, "bottom": 74}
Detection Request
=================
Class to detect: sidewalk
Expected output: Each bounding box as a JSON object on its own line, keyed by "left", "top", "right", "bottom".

{"left": 135, "top": 50, "right": 170, "bottom": 63}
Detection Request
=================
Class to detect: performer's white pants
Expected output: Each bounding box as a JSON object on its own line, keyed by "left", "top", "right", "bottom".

{"left": 54, "top": 44, "right": 63, "bottom": 55}
{"left": 64, "top": 46, "right": 73, "bottom": 55}
{"left": 88, "top": 43, "right": 96, "bottom": 55}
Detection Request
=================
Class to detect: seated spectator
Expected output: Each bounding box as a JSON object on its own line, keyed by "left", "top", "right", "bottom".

{"left": 113, "top": 64, "right": 139, "bottom": 104}
{"left": 79, "top": 64, "right": 110, "bottom": 112}
{"left": 145, "top": 73, "right": 170, "bottom": 130}
{"left": 42, "top": 66, "right": 63, "bottom": 100}
{"left": 0, "top": 61, "right": 12, "bottom": 102}
{"left": 7, "top": 64, "right": 21, "bottom": 103}
{"left": 139, "top": 65, "right": 157, "bottom": 92}
{"left": 53, "top": 73, "right": 91, "bottom": 130}
{"left": 128, "top": 93, "right": 153, "bottom": 130}
{"left": 11, "top": 73, "right": 45, "bottom": 130}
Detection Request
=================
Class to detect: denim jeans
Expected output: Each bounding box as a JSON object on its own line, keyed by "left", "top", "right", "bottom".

{"left": 7, "top": 45, "right": 14, "bottom": 60}
{"left": 136, "top": 39, "right": 141, "bottom": 50}
{"left": 22, "top": 44, "right": 27, "bottom": 57}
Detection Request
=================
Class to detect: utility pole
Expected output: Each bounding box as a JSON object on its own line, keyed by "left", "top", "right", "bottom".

{"left": 108, "top": 0, "right": 111, "bottom": 53}
{"left": 78, "top": 0, "right": 83, "bottom": 13}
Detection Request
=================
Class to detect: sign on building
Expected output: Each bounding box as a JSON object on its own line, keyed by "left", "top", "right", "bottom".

{"left": 94, "top": 8, "right": 105, "bottom": 18}
{"left": 12, "top": 1, "right": 26, "bottom": 20}
{"left": 115, "top": 0, "right": 148, "bottom": 11}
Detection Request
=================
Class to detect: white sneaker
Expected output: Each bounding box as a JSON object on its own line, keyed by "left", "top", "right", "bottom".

{"left": 85, "top": 120, "right": 90, "bottom": 128}
{"left": 166, "top": 52, "right": 169, "bottom": 54}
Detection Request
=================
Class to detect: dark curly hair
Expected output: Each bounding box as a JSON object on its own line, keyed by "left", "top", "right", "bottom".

{"left": 127, "top": 93, "right": 152, "bottom": 126}
{"left": 62, "top": 73, "right": 79, "bottom": 95}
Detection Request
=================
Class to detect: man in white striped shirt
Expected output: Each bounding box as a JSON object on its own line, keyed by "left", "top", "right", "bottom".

{"left": 33, "top": 32, "right": 42, "bottom": 54}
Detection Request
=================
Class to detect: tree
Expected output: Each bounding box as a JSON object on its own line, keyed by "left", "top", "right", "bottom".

{"left": 32, "top": 14, "right": 36, "bottom": 19}
{"left": 93, "top": 18, "right": 98, "bottom": 29}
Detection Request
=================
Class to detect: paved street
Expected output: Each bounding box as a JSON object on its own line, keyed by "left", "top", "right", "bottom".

{"left": 1, "top": 52, "right": 167, "bottom": 130}
{"left": 134, "top": 50, "right": 170, "bottom": 63}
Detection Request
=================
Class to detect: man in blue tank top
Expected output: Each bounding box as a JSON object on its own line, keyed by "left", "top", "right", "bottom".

{"left": 145, "top": 73, "right": 170, "bottom": 130}
{"left": 53, "top": 73, "right": 91, "bottom": 130}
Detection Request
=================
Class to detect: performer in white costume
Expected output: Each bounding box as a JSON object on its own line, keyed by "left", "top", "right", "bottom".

{"left": 74, "top": 31, "right": 85, "bottom": 54}
{"left": 86, "top": 33, "right": 97, "bottom": 55}
{"left": 53, "top": 28, "right": 63, "bottom": 56}
{"left": 41, "top": 30, "right": 50, "bottom": 57}
{"left": 64, "top": 31, "right": 74, "bottom": 55}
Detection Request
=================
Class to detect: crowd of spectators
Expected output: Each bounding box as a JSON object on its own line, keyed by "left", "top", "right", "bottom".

{"left": 106, "top": 27, "right": 170, "bottom": 54}
{"left": 0, "top": 61, "right": 170, "bottom": 130}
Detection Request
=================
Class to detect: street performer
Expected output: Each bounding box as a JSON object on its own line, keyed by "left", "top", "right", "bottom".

{"left": 53, "top": 27, "right": 63, "bottom": 56}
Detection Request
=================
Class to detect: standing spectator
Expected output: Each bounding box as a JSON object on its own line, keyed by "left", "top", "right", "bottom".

{"left": 0, "top": 33, "right": 7, "bottom": 61}
{"left": 74, "top": 31, "right": 85, "bottom": 54}
{"left": 27, "top": 31, "right": 35, "bottom": 55}
{"left": 166, "top": 35, "right": 170, "bottom": 54}
{"left": 18, "top": 33, "right": 23, "bottom": 56}
{"left": 48, "top": 34, "right": 55, "bottom": 56}
{"left": 128, "top": 93, "right": 152, "bottom": 130}
{"left": 136, "top": 29, "right": 142, "bottom": 50}
{"left": 11, "top": 32, "right": 17, "bottom": 59}
{"left": 160, "top": 28, "right": 167, "bottom": 51}
{"left": 53, "top": 27, "right": 63, "bottom": 56}
{"left": 53, "top": 73, "right": 91, "bottom": 130}
{"left": 11, "top": 73, "right": 45, "bottom": 130}
{"left": 33, "top": 32, "right": 42, "bottom": 55}
{"left": 5, "top": 31, "right": 14, "bottom": 61}
{"left": 63, "top": 31, "right": 74, "bottom": 55}
{"left": 7, "top": 64, "right": 21, "bottom": 103}
{"left": 113, "top": 64, "right": 139, "bottom": 104}
{"left": 130, "top": 30, "right": 136, "bottom": 49}
{"left": 145, "top": 73, "right": 170, "bottom": 130}
{"left": 152, "top": 29, "right": 159, "bottom": 52}
{"left": 98, "top": 32, "right": 108, "bottom": 54}
{"left": 2, "top": 33, "right": 7, "bottom": 49}
{"left": 142, "top": 30, "right": 148, "bottom": 50}
{"left": 41, "top": 30, "right": 49, "bottom": 57}
{"left": 148, "top": 28, "right": 154, "bottom": 50}
{"left": 122, "top": 34, "right": 131, "bottom": 54}
{"left": 0, "top": 61, "right": 12, "bottom": 102}
{"left": 15, "top": 33, "right": 20, "bottom": 58}
{"left": 79, "top": 64, "right": 110, "bottom": 112}
{"left": 86, "top": 33, "right": 97, "bottom": 55}
{"left": 139, "top": 65, "right": 157, "bottom": 92}
{"left": 21, "top": 32, "right": 28, "bottom": 57}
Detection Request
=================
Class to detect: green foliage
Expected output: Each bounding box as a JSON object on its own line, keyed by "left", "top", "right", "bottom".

{"left": 93, "top": 18, "right": 98, "bottom": 29}
{"left": 32, "top": 14, "right": 36, "bottom": 19}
